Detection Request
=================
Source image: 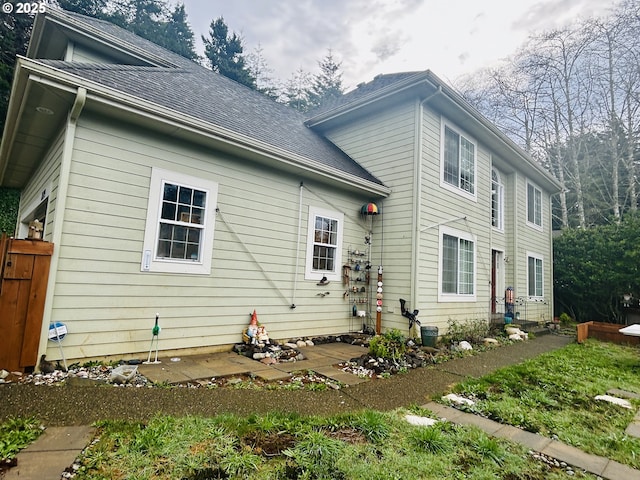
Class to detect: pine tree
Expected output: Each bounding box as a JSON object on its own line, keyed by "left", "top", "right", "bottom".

{"left": 306, "top": 49, "right": 344, "bottom": 110}
{"left": 202, "top": 17, "right": 256, "bottom": 89}
{"left": 164, "top": 3, "right": 197, "bottom": 61}
{"left": 56, "top": 0, "right": 108, "bottom": 16}
{"left": 282, "top": 68, "right": 312, "bottom": 112}
{"left": 0, "top": 11, "right": 32, "bottom": 135}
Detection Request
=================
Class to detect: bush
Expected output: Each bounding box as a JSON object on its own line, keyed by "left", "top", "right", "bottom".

{"left": 369, "top": 329, "right": 406, "bottom": 360}
{"left": 443, "top": 318, "right": 490, "bottom": 345}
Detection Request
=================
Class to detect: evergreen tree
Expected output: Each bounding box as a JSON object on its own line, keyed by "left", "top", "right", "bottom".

{"left": 282, "top": 67, "right": 312, "bottom": 112}
{"left": 164, "top": 3, "right": 197, "bottom": 61}
{"left": 202, "top": 17, "right": 256, "bottom": 89}
{"left": 0, "top": 10, "right": 32, "bottom": 135}
{"left": 306, "top": 49, "right": 344, "bottom": 110}
{"left": 56, "top": 0, "right": 107, "bottom": 16}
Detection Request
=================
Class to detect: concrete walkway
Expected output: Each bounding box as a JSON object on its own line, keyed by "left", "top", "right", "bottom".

{"left": 4, "top": 426, "right": 94, "bottom": 480}
{"left": 424, "top": 402, "right": 640, "bottom": 480}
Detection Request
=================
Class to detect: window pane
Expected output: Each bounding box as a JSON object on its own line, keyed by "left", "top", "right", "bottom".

{"left": 528, "top": 183, "right": 541, "bottom": 226}
{"left": 191, "top": 208, "right": 203, "bottom": 225}
{"left": 460, "top": 137, "right": 475, "bottom": 194}
{"left": 459, "top": 238, "right": 474, "bottom": 294}
{"left": 177, "top": 204, "right": 190, "bottom": 222}
{"left": 528, "top": 256, "right": 543, "bottom": 296}
{"left": 535, "top": 258, "right": 543, "bottom": 296}
{"left": 178, "top": 186, "right": 193, "bottom": 205}
{"left": 161, "top": 201, "right": 176, "bottom": 221}
{"left": 171, "top": 241, "right": 185, "bottom": 259}
{"left": 193, "top": 190, "right": 206, "bottom": 208}
{"left": 442, "top": 234, "right": 458, "bottom": 293}
{"left": 163, "top": 183, "right": 178, "bottom": 202}
{"left": 444, "top": 127, "right": 459, "bottom": 187}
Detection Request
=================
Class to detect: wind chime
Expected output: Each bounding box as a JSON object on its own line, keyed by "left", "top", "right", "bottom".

{"left": 360, "top": 203, "right": 382, "bottom": 334}
{"left": 143, "top": 313, "right": 161, "bottom": 364}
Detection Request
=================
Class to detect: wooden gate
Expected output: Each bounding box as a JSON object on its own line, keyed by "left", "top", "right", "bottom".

{"left": 0, "top": 234, "right": 54, "bottom": 372}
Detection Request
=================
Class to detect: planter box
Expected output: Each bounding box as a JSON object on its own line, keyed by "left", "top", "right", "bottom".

{"left": 576, "top": 321, "right": 640, "bottom": 345}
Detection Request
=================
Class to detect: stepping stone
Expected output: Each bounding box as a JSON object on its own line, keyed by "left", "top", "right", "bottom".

{"left": 607, "top": 388, "right": 640, "bottom": 400}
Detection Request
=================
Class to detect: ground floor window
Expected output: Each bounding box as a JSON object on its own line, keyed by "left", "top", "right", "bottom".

{"left": 141, "top": 168, "right": 218, "bottom": 275}
{"left": 527, "top": 253, "right": 544, "bottom": 298}
{"left": 305, "top": 206, "right": 343, "bottom": 281}
{"left": 439, "top": 226, "right": 476, "bottom": 301}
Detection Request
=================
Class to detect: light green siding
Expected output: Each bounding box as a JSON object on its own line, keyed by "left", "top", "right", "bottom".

{"left": 323, "top": 102, "right": 417, "bottom": 331}
{"left": 17, "top": 128, "right": 65, "bottom": 241}
{"left": 41, "top": 112, "right": 374, "bottom": 359}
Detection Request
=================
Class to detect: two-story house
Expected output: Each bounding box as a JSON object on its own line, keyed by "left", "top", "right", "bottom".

{"left": 0, "top": 9, "right": 560, "bottom": 367}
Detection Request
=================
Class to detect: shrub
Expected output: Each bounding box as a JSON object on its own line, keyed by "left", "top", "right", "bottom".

{"left": 443, "top": 318, "right": 490, "bottom": 345}
{"left": 369, "top": 329, "right": 406, "bottom": 360}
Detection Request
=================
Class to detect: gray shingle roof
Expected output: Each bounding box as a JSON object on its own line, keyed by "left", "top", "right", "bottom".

{"left": 308, "top": 72, "right": 424, "bottom": 117}
{"left": 43, "top": 10, "right": 386, "bottom": 188}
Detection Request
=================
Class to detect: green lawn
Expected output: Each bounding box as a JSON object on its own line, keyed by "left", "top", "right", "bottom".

{"left": 450, "top": 339, "right": 640, "bottom": 469}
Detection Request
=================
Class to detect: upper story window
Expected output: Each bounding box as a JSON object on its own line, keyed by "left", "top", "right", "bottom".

{"left": 491, "top": 169, "right": 504, "bottom": 230}
{"left": 305, "top": 206, "right": 344, "bottom": 281}
{"left": 527, "top": 181, "right": 542, "bottom": 229}
{"left": 141, "top": 168, "right": 218, "bottom": 275}
{"left": 442, "top": 122, "right": 476, "bottom": 198}
{"left": 439, "top": 225, "right": 476, "bottom": 302}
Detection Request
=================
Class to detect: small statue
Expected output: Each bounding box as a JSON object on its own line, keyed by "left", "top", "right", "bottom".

{"left": 246, "top": 310, "right": 259, "bottom": 345}
{"left": 28, "top": 219, "right": 43, "bottom": 240}
{"left": 257, "top": 325, "right": 270, "bottom": 345}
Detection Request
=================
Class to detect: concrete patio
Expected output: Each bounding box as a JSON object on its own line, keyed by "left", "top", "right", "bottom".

{"left": 137, "top": 342, "right": 371, "bottom": 386}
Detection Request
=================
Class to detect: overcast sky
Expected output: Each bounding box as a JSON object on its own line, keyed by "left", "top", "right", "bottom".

{"left": 178, "top": 0, "right": 617, "bottom": 90}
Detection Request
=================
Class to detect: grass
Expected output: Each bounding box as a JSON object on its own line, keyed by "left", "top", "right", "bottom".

{"left": 449, "top": 339, "right": 640, "bottom": 469}
{"left": 66, "top": 410, "right": 597, "bottom": 479}
{"left": 0, "top": 417, "right": 42, "bottom": 461}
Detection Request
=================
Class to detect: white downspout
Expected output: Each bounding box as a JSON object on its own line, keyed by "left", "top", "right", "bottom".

{"left": 411, "top": 87, "right": 442, "bottom": 314}
{"left": 37, "top": 87, "right": 86, "bottom": 360}
{"left": 291, "top": 182, "right": 304, "bottom": 309}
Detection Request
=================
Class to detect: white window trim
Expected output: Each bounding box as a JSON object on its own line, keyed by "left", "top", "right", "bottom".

{"left": 491, "top": 168, "right": 504, "bottom": 232}
{"left": 526, "top": 180, "right": 543, "bottom": 231}
{"left": 304, "top": 206, "right": 344, "bottom": 281}
{"left": 440, "top": 120, "right": 478, "bottom": 202}
{"left": 141, "top": 167, "right": 218, "bottom": 275}
{"left": 438, "top": 225, "right": 477, "bottom": 302}
{"left": 526, "top": 251, "right": 544, "bottom": 299}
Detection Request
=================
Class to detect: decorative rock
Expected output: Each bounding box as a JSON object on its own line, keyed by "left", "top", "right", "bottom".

{"left": 296, "top": 340, "right": 307, "bottom": 348}
{"left": 284, "top": 342, "right": 298, "bottom": 349}
{"left": 594, "top": 394, "right": 633, "bottom": 409}
{"left": 405, "top": 414, "right": 438, "bottom": 427}
{"left": 0, "top": 370, "right": 8, "bottom": 379}
{"left": 483, "top": 338, "right": 498, "bottom": 345}
{"left": 253, "top": 352, "right": 267, "bottom": 360}
{"left": 260, "top": 357, "right": 277, "bottom": 365}
{"left": 305, "top": 340, "right": 314, "bottom": 346}
{"left": 509, "top": 334, "right": 524, "bottom": 341}
{"left": 443, "top": 393, "right": 475, "bottom": 406}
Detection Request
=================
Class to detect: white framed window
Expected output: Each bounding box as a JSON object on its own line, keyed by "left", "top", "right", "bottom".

{"left": 441, "top": 121, "right": 476, "bottom": 199}
{"left": 305, "top": 206, "right": 344, "bottom": 281}
{"left": 439, "top": 225, "right": 476, "bottom": 302}
{"left": 527, "top": 181, "right": 542, "bottom": 229}
{"left": 141, "top": 168, "right": 218, "bottom": 275}
{"left": 527, "top": 253, "right": 544, "bottom": 298}
{"left": 491, "top": 169, "right": 504, "bottom": 231}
